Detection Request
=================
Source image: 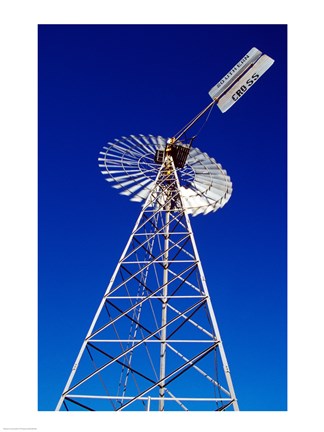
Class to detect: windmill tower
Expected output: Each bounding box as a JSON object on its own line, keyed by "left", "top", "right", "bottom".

{"left": 55, "top": 47, "right": 274, "bottom": 412}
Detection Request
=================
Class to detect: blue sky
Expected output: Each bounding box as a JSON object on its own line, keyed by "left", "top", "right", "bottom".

{"left": 38, "top": 24, "right": 287, "bottom": 411}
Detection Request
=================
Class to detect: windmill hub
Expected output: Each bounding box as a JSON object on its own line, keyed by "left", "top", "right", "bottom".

{"left": 155, "top": 138, "right": 191, "bottom": 169}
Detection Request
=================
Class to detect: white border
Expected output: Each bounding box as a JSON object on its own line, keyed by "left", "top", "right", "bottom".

{"left": 1, "top": 1, "right": 323, "bottom": 431}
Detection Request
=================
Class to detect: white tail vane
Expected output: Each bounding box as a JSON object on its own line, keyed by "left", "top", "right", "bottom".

{"left": 209, "top": 47, "right": 275, "bottom": 113}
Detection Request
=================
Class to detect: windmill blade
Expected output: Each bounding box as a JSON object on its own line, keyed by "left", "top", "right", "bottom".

{"left": 98, "top": 135, "right": 233, "bottom": 216}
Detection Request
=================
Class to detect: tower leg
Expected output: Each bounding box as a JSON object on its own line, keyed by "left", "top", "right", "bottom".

{"left": 174, "top": 167, "right": 239, "bottom": 411}
{"left": 158, "top": 186, "right": 170, "bottom": 411}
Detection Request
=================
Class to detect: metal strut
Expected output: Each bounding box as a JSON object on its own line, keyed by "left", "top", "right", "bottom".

{"left": 156, "top": 100, "right": 216, "bottom": 172}
{"left": 173, "top": 99, "right": 216, "bottom": 143}
{"left": 159, "top": 146, "right": 172, "bottom": 410}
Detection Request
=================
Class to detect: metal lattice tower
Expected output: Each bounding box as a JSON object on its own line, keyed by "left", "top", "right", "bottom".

{"left": 55, "top": 47, "right": 274, "bottom": 412}
{"left": 56, "top": 135, "right": 238, "bottom": 411}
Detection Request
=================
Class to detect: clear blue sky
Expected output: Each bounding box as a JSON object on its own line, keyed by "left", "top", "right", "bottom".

{"left": 38, "top": 24, "right": 287, "bottom": 411}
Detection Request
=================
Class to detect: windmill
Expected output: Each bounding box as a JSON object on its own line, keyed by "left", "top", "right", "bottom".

{"left": 55, "top": 47, "right": 274, "bottom": 411}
